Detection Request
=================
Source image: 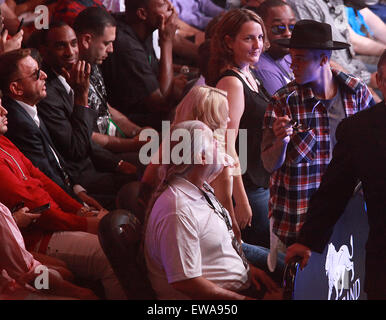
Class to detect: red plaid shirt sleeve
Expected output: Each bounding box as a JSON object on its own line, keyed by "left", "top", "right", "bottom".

{"left": 265, "top": 70, "right": 375, "bottom": 246}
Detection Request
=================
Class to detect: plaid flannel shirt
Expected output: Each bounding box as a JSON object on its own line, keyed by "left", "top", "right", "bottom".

{"left": 263, "top": 69, "right": 375, "bottom": 246}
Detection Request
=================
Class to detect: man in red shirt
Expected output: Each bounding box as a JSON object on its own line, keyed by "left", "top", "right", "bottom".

{"left": 0, "top": 100, "right": 126, "bottom": 299}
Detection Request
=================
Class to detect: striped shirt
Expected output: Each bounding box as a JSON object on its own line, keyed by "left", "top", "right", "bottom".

{"left": 262, "top": 69, "right": 375, "bottom": 245}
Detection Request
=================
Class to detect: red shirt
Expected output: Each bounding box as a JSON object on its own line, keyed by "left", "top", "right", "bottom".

{"left": 51, "top": 0, "right": 105, "bottom": 26}
{"left": 0, "top": 136, "right": 86, "bottom": 252}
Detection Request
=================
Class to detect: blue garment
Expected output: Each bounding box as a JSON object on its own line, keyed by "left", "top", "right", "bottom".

{"left": 346, "top": 7, "right": 373, "bottom": 37}
{"left": 170, "top": 0, "right": 224, "bottom": 30}
{"left": 242, "top": 242, "right": 285, "bottom": 284}
{"left": 242, "top": 187, "right": 270, "bottom": 248}
{"left": 369, "top": 4, "right": 386, "bottom": 23}
{"left": 253, "top": 53, "right": 293, "bottom": 96}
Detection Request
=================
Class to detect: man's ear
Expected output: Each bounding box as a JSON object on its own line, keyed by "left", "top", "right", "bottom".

{"left": 136, "top": 7, "right": 148, "bottom": 21}
{"left": 375, "top": 71, "right": 381, "bottom": 88}
{"left": 79, "top": 33, "right": 92, "bottom": 50}
{"left": 9, "top": 82, "right": 23, "bottom": 97}
{"left": 320, "top": 53, "right": 329, "bottom": 66}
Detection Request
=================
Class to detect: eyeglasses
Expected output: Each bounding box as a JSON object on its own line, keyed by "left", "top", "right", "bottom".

{"left": 271, "top": 24, "right": 295, "bottom": 35}
{"left": 12, "top": 68, "right": 41, "bottom": 82}
{"left": 288, "top": 119, "right": 310, "bottom": 133}
{"left": 286, "top": 91, "right": 321, "bottom": 133}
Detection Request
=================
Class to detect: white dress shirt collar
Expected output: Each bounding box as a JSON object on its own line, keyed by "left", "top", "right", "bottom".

{"left": 15, "top": 99, "right": 40, "bottom": 127}
{"left": 56, "top": 74, "right": 72, "bottom": 95}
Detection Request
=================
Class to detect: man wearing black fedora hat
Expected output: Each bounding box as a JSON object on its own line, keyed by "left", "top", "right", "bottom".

{"left": 261, "top": 19, "right": 375, "bottom": 272}
{"left": 285, "top": 49, "right": 386, "bottom": 299}
{"left": 286, "top": 0, "right": 384, "bottom": 103}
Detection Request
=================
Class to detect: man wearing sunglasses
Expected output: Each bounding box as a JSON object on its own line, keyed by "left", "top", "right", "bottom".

{"left": 1, "top": 48, "right": 105, "bottom": 212}
{"left": 0, "top": 50, "right": 126, "bottom": 299}
{"left": 251, "top": 0, "right": 297, "bottom": 95}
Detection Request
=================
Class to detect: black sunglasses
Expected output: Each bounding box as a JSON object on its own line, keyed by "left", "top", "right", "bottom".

{"left": 12, "top": 68, "right": 41, "bottom": 82}
{"left": 271, "top": 24, "right": 295, "bottom": 35}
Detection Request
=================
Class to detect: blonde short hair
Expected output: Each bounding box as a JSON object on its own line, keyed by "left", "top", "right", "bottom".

{"left": 173, "top": 85, "right": 229, "bottom": 132}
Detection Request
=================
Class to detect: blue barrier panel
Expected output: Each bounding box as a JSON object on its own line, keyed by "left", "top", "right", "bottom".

{"left": 294, "top": 193, "right": 369, "bottom": 300}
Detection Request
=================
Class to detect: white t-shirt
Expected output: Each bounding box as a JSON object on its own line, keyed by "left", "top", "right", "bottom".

{"left": 144, "top": 176, "right": 249, "bottom": 300}
{"left": 102, "top": 0, "right": 125, "bottom": 12}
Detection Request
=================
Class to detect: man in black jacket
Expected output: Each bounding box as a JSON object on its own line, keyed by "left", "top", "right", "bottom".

{"left": 0, "top": 48, "right": 100, "bottom": 209}
{"left": 36, "top": 22, "right": 137, "bottom": 210}
{"left": 285, "top": 50, "right": 386, "bottom": 300}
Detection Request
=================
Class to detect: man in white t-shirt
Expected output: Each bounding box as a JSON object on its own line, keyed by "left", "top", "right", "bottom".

{"left": 144, "top": 120, "right": 282, "bottom": 300}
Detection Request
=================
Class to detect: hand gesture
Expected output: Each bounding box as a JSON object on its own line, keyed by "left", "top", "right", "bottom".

{"left": 77, "top": 191, "right": 103, "bottom": 211}
{"left": 61, "top": 60, "right": 91, "bottom": 106}
{"left": 158, "top": 6, "right": 178, "bottom": 43}
{"left": 235, "top": 201, "right": 252, "bottom": 230}
{"left": 249, "top": 265, "right": 282, "bottom": 299}
{"left": 0, "top": 28, "right": 23, "bottom": 54}
{"left": 13, "top": 207, "right": 41, "bottom": 228}
{"left": 96, "top": 208, "right": 109, "bottom": 220}
{"left": 272, "top": 115, "right": 293, "bottom": 144}
{"left": 85, "top": 209, "right": 109, "bottom": 234}
{"left": 285, "top": 243, "right": 311, "bottom": 270}
{"left": 77, "top": 206, "right": 107, "bottom": 218}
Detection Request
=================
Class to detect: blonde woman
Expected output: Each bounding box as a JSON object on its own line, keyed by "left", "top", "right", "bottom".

{"left": 140, "top": 85, "right": 244, "bottom": 240}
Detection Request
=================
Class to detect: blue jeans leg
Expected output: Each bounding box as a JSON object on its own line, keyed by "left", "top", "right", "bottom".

{"left": 241, "top": 187, "right": 270, "bottom": 248}
{"left": 242, "top": 242, "right": 285, "bottom": 285}
{"left": 369, "top": 4, "right": 386, "bottom": 23}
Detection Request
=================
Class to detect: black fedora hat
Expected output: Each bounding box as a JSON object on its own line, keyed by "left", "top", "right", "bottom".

{"left": 275, "top": 19, "right": 350, "bottom": 50}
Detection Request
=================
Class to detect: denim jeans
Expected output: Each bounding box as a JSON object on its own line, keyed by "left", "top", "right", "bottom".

{"left": 369, "top": 4, "right": 386, "bottom": 23}
{"left": 241, "top": 187, "right": 270, "bottom": 248}
{"left": 242, "top": 242, "right": 285, "bottom": 285}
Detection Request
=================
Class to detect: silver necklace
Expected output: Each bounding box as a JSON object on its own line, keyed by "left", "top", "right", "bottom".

{"left": 234, "top": 66, "right": 260, "bottom": 92}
